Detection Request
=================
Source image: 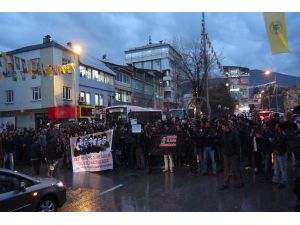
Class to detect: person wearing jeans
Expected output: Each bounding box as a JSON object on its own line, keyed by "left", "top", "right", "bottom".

{"left": 202, "top": 121, "right": 217, "bottom": 174}
{"left": 203, "top": 146, "right": 217, "bottom": 174}
{"left": 272, "top": 122, "right": 288, "bottom": 189}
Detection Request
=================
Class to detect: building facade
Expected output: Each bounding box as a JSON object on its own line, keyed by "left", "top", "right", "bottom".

{"left": 125, "top": 41, "right": 182, "bottom": 109}
{"left": 222, "top": 66, "right": 250, "bottom": 113}
{"left": 102, "top": 61, "right": 133, "bottom": 106}
{"left": 0, "top": 36, "right": 115, "bottom": 129}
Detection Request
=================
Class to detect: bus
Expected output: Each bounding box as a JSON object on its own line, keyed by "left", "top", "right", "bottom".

{"left": 169, "top": 108, "right": 195, "bottom": 120}
{"left": 106, "top": 105, "right": 162, "bottom": 126}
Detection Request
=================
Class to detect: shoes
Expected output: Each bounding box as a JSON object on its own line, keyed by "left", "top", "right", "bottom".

{"left": 169, "top": 170, "right": 174, "bottom": 173}
{"left": 220, "top": 185, "right": 228, "bottom": 190}
{"left": 279, "top": 184, "right": 286, "bottom": 189}
{"left": 163, "top": 169, "right": 169, "bottom": 173}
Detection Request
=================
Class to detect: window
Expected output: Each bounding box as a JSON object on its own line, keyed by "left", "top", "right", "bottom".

{"left": 62, "top": 58, "right": 71, "bottom": 65}
{"left": 164, "top": 91, "right": 171, "bottom": 99}
{"left": 105, "top": 75, "right": 114, "bottom": 85}
{"left": 32, "top": 87, "right": 41, "bottom": 101}
{"left": 122, "top": 92, "right": 131, "bottom": 103}
{"left": 153, "top": 59, "right": 161, "bottom": 71}
{"left": 79, "top": 66, "right": 86, "bottom": 78}
{"left": 5, "top": 90, "right": 14, "bottom": 103}
{"left": 144, "top": 61, "right": 152, "bottom": 69}
{"left": 0, "top": 174, "right": 34, "bottom": 194}
{"left": 86, "top": 68, "right": 92, "bottom": 80}
{"left": 132, "top": 80, "right": 143, "bottom": 91}
{"left": 93, "top": 70, "right": 99, "bottom": 81}
{"left": 115, "top": 91, "right": 121, "bottom": 102}
{"left": 99, "top": 72, "right": 105, "bottom": 83}
{"left": 85, "top": 92, "right": 91, "bottom": 105}
{"left": 95, "top": 94, "right": 104, "bottom": 106}
{"left": 144, "top": 84, "right": 154, "bottom": 95}
{"left": 63, "top": 87, "right": 72, "bottom": 100}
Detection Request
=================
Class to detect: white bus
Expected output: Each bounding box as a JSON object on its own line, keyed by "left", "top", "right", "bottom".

{"left": 169, "top": 108, "right": 194, "bottom": 120}
{"left": 106, "top": 105, "right": 162, "bottom": 126}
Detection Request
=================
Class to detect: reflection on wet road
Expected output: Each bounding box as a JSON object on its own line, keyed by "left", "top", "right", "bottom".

{"left": 58, "top": 168, "right": 296, "bottom": 212}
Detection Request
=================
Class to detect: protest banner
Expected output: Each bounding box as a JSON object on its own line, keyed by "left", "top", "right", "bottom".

{"left": 150, "top": 134, "right": 177, "bottom": 155}
{"left": 70, "top": 129, "right": 114, "bottom": 172}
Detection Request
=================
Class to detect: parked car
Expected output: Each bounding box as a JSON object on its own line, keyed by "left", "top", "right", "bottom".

{"left": 0, "top": 168, "right": 66, "bottom": 212}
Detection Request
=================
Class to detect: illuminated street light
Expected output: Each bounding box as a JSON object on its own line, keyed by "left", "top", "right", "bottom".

{"left": 225, "top": 83, "right": 229, "bottom": 87}
{"left": 73, "top": 45, "right": 82, "bottom": 55}
{"left": 261, "top": 90, "right": 265, "bottom": 93}
{"left": 264, "top": 70, "right": 271, "bottom": 76}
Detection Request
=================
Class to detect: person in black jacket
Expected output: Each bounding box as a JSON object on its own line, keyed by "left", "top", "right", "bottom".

{"left": 272, "top": 122, "right": 288, "bottom": 189}
{"left": 220, "top": 121, "right": 244, "bottom": 190}
{"left": 202, "top": 121, "right": 217, "bottom": 175}
{"left": 3, "top": 132, "right": 15, "bottom": 170}
{"left": 30, "top": 135, "right": 42, "bottom": 176}
{"left": 261, "top": 123, "right": 275, "bottom": 181}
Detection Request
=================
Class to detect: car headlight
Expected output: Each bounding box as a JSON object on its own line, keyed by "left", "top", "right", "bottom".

{"left": 57, "top": 181, "right": 64, "bottom": 188}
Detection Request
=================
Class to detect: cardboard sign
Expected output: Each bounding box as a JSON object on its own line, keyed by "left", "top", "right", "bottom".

{"left": 130, "top": 119, "right": 137, "bottom": 125}
{"left": 132, "top": 124, "right": 142, "bottom": 133}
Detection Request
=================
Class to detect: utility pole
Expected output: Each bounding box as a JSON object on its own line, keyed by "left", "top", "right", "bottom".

{"left": 201, "top": 12, "right": 211, "bottom": 119}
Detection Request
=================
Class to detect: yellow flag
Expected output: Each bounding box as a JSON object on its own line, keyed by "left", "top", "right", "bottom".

{"left": 263, "top": 12, "right": 290, "bottom": 54}
{"left": 27, "top": 60, "right": 32, "bottom": 75}
{"left": 1, "top": 52, "right": 8, "bottom": 72}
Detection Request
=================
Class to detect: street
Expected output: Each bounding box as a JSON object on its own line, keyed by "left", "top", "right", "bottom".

{"left": 16, "top": 164, "right": 297, "bottom": 212}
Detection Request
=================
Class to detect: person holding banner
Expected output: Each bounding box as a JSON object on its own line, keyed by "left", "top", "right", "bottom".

{"left": 162, "top": 124, "right": 175, "bottom": 173}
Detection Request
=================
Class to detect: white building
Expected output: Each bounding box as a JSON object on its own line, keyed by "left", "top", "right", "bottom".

{"left": 0, "top": 35, "right": 115, "bottom": 129}
{"left": 125, "top": 41, "right": 182, "bottom": 109}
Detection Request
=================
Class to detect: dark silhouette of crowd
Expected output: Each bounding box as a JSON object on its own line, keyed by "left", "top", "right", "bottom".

{"left": 1, "top": 112, "right": 300, "bottom": 210}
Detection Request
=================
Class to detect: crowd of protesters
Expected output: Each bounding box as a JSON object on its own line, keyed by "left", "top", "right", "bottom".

{"left": 1, "top": 111, "right": 300, "bottom": 209}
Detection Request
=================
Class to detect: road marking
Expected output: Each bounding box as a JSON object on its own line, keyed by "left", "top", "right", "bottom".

{"left": 99, "top": 184, "right": 123, "bottom": 196}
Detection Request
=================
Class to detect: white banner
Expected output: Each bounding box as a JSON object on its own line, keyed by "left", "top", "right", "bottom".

{"left": 70, "top": 129, "right": 114, "bottom": 172}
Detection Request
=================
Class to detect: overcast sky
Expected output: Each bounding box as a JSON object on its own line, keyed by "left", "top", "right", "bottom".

{"left": 0, "top": 12, "right": 299, "bottom": 76}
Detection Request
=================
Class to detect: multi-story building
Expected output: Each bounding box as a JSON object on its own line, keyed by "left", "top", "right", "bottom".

{"left": 222, "top": 66, "right": 250, "bottom": 113}
{"left": 125, "top": 40, "right": 182, "bottom": 109}
{"left": 0, "top": 35, "right": 115, "bottom": 129}
{"left": 104, "top": 61, "right": 164, "bottom": 109}
{"left": 102, "top": 61, "right": 133, "bottom": 106}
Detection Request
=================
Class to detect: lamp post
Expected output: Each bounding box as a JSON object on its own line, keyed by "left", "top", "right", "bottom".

{"left": 264, "top": 70, "right": 278, "bottom": 112}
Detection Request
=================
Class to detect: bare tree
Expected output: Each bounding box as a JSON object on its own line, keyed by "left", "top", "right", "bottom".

{"left": 173, "top": 36, "right": 222, "bottom": 119}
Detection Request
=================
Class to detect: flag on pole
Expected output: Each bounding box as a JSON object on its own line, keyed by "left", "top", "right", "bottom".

{"left": 1, "top": 52, "right": 8, "bottom": 74}
{"left": 31, "top": 59, "right": 38, "bottom": 76}
{"left": 15, "top": 56, "right": 20, "bottom": 70}
{"left": 27, "top": 60, "right": 32, "bottom": 75}
{"left": 12, "top": 71, "right": 18, "bottom": 81}
{"left": 37, "top": 59, "right": 42, "bottom": 75}
{"left": 263, "top": 12, "right": 290, "bottom": 54}
{"left": 21, "top": 58, "right": 27, "bottom": 73}
{"left": 20, "top": 71, "right": 26, "bottom": 80}
{"left": 42, "top": 65, "right": 48, "bottom": 77}
{"left": 8, "top": 54, "right": 15, "bottom": 71}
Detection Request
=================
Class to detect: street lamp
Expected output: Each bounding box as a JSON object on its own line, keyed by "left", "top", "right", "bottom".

{"left": 264, "top": 70, "right": 278, "bottom": 112}
{"left": 73, "top": 45, "right": 82, "bottom": 55}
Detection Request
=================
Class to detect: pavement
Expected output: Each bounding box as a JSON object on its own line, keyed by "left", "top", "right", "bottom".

{"left": 15, "top": 163, "right": 298, "bottom": 212}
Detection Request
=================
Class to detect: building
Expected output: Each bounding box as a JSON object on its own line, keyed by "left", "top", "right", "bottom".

{"left": 104, "top": 61, "right": 164, "bottom": 109}
{"left": 125, "top": 40, "right": 182, "bottom": 109}
{"left": 102, "top": 61, "right": 133, "bottom": 106}
{"left": 0, "top": 35, "right": 115, "bottom": 129}
{"left": 79, "top": 57, "right": 115, "bottom": 120}
{"left": 222, "top": 66, "right": 250, "bottom": 113}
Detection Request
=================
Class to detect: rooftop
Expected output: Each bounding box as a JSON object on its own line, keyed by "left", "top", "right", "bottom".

{"left": 80, "top": 57, "right": 116, "bottom": 76}
{"left": 6, "top": 40, "right": 76, "bottom": 55}
{"left": 125, "top": 42, "right": 180, "bottom": 57}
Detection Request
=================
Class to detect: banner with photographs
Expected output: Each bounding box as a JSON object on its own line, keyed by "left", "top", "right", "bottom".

{"left": 70, "top": 130, "right": 114, "bottom": 172}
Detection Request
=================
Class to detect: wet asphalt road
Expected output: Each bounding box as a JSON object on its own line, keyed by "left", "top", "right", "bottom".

{"left": 16, "top": 164, "right": 297, "bottom": 212}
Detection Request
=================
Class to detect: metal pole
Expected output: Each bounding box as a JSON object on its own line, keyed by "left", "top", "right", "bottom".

{"left": 202, "top": 12, "right": 210, "bottom": 119}
{"left": 275, "top": 73, "right": 279, "bottom": 112}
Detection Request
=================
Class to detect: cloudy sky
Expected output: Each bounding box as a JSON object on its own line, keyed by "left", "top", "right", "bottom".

{"left": 0, "top": 12, "right": 299, "bottom": 76}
